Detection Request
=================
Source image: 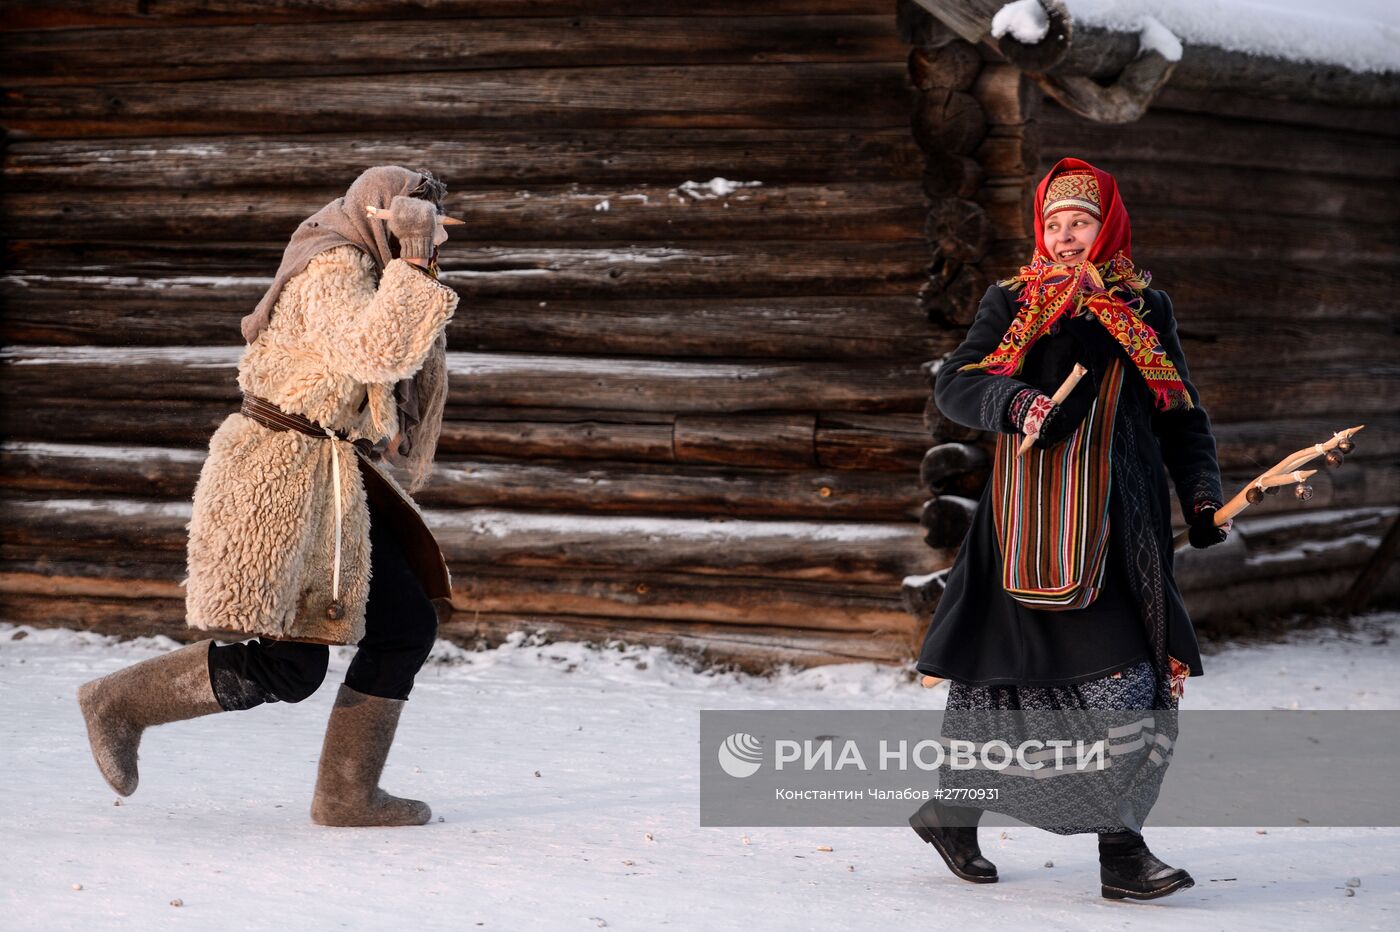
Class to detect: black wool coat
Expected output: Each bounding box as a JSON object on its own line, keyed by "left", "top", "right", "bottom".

{"left": 916, "top": 284, "right": 1224, "bottom": 694}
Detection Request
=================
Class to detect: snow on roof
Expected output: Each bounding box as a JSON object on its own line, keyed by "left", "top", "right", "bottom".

{"left": 1064, "top": 0, "right": 1400, "bottom": 74}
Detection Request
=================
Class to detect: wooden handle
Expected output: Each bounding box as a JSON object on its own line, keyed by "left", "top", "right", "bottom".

{"left": 1017, "top": 363, "right": 1087, "bottom": 456}
{"left": 1173, "top": 455, "right": 1337, "bottom": 553}
{"left": 920, "top": 675, "right": 944, "bottom": 688}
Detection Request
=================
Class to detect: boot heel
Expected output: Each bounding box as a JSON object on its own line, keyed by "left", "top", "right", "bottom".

{"left": 1102, "top": 885, "right": 1127, "bottom": 900}
{"left": 908, "top": 816, "right": 936, "bottom": 846}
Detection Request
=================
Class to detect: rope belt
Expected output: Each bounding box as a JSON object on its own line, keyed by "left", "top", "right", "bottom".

{"left": 239, "top": 392, "right": 352, "bottom": 621}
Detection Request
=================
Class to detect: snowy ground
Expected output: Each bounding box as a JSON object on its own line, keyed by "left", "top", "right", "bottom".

{"left": 3, "top": 614, "right": 1398, "bottom": 931}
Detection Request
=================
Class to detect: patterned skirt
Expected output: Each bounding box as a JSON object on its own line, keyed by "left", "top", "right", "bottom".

{"left": 946, "top": 660, "right": 1165, "bottom": 712}
{"left": 940, "top": 661, "right": 1178, "bottom": 835}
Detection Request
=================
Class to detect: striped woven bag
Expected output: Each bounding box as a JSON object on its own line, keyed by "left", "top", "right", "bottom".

{"left": 990, "top": 358, "right": 1125, "bottom": 610}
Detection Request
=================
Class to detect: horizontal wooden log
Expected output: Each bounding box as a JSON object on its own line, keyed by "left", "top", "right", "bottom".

{"left": 1168, "top": 366, "right": 1399, "bottom": 423}
{"left": 1039, "top": 104, "right": 1399, "bottom": 179}
{"left": 0, "top": 593, "right": 190, "bottom": 641}
{"left": 0, "top": 346, "right": 930, "bottom": 414}
{"left": 1153, "top": 86, "right": 1400, "bottom": 139}
{"left": 1129, "top": 210, "right": 1394, "bottom": 264}
{"left": 0, "top": 560, "right": 185, "bottom": 599}
{"left": 1211, "top": 415, "right": 1400, "bottom": 472}
{"left": 813, "top": 413, "right": 930, "bottom": 471}
{"left": 908, "top": 41, "right": 981, "bottom": 92}
{"left": 5, "top": 240, "right": 931, "bottom": 299}
{"left": 0, "top": 345, "right": 1330, "bottom": 430}
{"left": 920, "top": 494, "right": 977, "bottom": 548}
{"left": 438, "top": 412, "right": 676, "bottom": 462}
{"left": 1067, "top": 163, "right": 1400, "bottom": 226}
{"left": 912, "top": 89, "right": 987, "bottom": 155}
{"left": 0, "top": 496, "right": 946, "bottom": 583}
{"left": 0, "top": 441, "right": 928, "bottom": 519}
{"left": 0, "top": 399, "right": 945, "bottom": 471}
{"left": 1053, "top": 26, "right": 1400, "bottom": 111}
{"left": 972, "top": 63, "right": 1040, "bottom": 125}
{"left": 2, "top": 15, "right": 907, "bottom": 86}
{"left": 0, "top": 589, "right": 916, "bottom": 670}
{"left": 446, "top": 613, "right": 917, "bottom": 669}
{"left": 427, "top": 459, "right": 928, "bottom": 519}
{"left": 2, "top": 129, "right": 923, "bottom": 190}
{"left": 0, "top": 64, "right": 917, "bottom": 138}
{"left": 1189, "top": 567, "right": 1400, "bottom": 636}
{"left": 0, "top": 292, "right": 954, "bottom": 361}
{"left": 450, "top": 567, "right": 912, "bottom": 631}
{"left": 1145, "top": 259, "right": 1397, "bottom": 325}
{"left": 0, "top": 1, "right": 898, "bottom": 31}
{"left": 673, "top": 414, "right": 814, "bottom": 469}
{"left": 1178, "top": 319, "right": 1398, "bottom": 372}
{"left": 1175, "top": 506, "right": 1397, "bottom": 592}
{"left": 0, "top": 558, "right": 913, "bottom": 633}
{"left": 0, "top": 182, "right": 929, "bottom": 243}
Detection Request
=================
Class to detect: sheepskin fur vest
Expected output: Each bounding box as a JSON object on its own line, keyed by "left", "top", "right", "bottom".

{"left": 184, "top": 245, "right": 458, "bottom": 644}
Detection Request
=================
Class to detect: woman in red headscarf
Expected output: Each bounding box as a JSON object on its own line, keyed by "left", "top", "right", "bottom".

{"left": 909, "top": 159, "right": 1228, "bottom": 901}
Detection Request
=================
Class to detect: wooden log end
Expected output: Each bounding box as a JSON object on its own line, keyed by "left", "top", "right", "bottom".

{"left": 920, "top": 495, "right": 978, "bottom": 548}
{"left": 901, "top": 567, "right": 951, "bottom": 618}
{"left": 926, "top": 198, "right": 992, "bottom": 264}
{"left": 995, "top": 0, "right": 1073, "bottom": 74}
{"left": 920, "top": 442, "right": 992, "bottom": 495}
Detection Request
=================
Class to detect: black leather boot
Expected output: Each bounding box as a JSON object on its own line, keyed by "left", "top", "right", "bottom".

{"left": 909, "top": 798, "right": 998, "bottom": 883}
{"left": 1098, "top": 831, "right": 1194, "bottom": 900}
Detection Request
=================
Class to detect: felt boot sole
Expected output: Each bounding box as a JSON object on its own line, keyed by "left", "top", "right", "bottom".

{"left": 311, "top": 684, "right": 432, "bottom": 827}
{"left": 77, "top": 640, "right": 222, "bottom": 797}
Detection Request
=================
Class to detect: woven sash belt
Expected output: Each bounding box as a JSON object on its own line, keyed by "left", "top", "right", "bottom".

{"left": 238, "top": 391, "right": 353, "bottom": 621}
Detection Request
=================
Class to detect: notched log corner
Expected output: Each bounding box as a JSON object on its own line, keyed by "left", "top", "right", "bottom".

{"left": 901, "top": 567, "right": 951, "bottom": 618}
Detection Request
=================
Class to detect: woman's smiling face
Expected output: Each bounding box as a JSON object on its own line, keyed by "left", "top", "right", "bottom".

{"left": 1042, "top": 209, "right": 1101, "bottom": 266}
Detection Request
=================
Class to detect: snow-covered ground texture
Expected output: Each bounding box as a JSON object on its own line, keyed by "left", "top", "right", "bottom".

{"left": 1064, "top": 0, "right": 1400, "bottom": 73}
{"left": 3, "top": 613, "right": 1398, "bottom": 931}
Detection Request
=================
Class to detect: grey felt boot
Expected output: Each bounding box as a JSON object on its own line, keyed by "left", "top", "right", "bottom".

{"left": 77, "top": 639, "right": 224, "bottom": 797}
{"left": 310, "top": 684, "right": 432, "bottom": 827}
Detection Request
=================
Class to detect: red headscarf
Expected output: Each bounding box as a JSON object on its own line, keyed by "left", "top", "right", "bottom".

{"left": 961, "top": 158, "right": 1192, "bottom": 411}
{"left": 1032, "top": 157, "right": 1132, "bottom": 264}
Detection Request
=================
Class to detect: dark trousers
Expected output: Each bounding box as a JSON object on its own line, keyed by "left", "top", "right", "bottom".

{"left": 208, "top": 499, "right": 439, "bottom": 709}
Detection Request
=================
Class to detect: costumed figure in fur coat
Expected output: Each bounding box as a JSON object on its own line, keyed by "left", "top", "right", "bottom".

{"left": 78, "top": 165, "right": 461, "bottom": 827}
{"left": 908, "top": 158, "right": 1230, "bottom": 900}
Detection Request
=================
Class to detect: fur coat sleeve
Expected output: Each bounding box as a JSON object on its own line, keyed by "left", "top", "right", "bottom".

{"left": 237, "top": 244, "right": 459, "bottom": 444}
{"left": 295, "top": 245, "right": 458, "bottom": 384}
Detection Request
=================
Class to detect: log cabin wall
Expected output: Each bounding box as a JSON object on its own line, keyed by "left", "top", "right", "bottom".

{"left": 0, "top": 1, "right": 952, "bottom": 668}
{"left": 901, "top": 1, "right": 1400, "bottom": 630}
